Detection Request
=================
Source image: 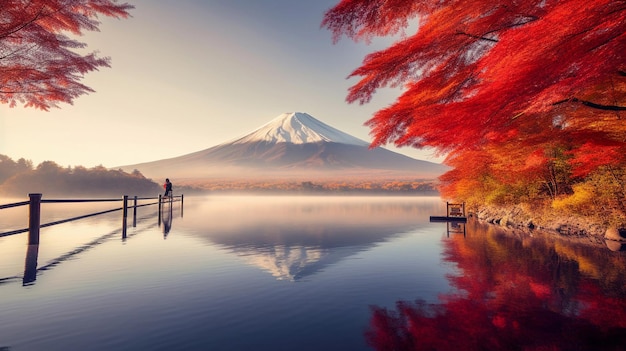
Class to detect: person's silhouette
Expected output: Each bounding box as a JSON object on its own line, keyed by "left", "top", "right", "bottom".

{"left": 163, "top": 178, "right": 173, "bottom": 197}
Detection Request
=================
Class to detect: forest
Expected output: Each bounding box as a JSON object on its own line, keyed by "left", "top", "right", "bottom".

{"left": 0, "top": 154, "right": 161, "bottom": 198}
{"left": 323, "top": 0, "right": 626, "bottom": 229}
{"left": 180, "top": 177, "right": 439, "bottom": 195}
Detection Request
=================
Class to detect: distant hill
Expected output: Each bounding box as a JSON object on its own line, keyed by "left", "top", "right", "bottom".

{"left": 117, "top": 112, "right": 449, "bottom": 182}
{"left": 0, "top": 158, "right": 161, "bottom": 197}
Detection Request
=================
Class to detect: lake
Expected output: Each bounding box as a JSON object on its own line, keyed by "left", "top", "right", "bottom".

{"left": 0, "top": 195, "right": 624, "bottom": 351}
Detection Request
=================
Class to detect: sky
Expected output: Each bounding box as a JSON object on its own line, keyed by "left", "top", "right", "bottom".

{"left": 0, "top": 0, "right": 443, "bottom": 169}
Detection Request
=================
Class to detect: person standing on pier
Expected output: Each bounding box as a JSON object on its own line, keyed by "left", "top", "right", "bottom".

{"left": 163, "top": 178, "right": 173, "bottom": 197}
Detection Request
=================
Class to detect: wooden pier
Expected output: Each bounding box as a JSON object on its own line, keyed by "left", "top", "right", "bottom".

{"left": 1, "top": 193, "right": 183, "bottom": 244}
{"left": 430, "top": 202, "right": 467, "bottom": 222}
{"left": 0, "top": 193, "right": 183, "bottom": 286}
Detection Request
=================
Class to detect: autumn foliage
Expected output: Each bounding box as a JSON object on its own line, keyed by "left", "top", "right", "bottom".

{"left": 0, "top": 0, "right": 133, "bottom": 110}
{"left": 324, "top": 1, "right": 626, "bottom": 224}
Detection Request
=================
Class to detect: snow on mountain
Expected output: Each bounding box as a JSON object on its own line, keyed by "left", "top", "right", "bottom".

{"left": 228, "top": 112, "right": 370, "bottom": 146}
{"left": 116, "top": 112, "right": 448, "bottom": 180}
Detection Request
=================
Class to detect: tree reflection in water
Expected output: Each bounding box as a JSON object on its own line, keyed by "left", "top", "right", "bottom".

{"left": 366, "top": 220, "right": 626, "bottom": 351}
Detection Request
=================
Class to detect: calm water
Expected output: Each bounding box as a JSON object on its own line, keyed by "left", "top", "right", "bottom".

{"left": 0, "top": 195, "right": 624, "bottom": 351}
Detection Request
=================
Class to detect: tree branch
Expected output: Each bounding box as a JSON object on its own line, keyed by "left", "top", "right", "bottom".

{"left": 454, "top": 14, "right": 538, "bottom": 43}
{"left": 553, "top": 98, "right": 626, "bottom": 111}
{"left": 455, "top": 30, "right": 498, "bottom": 42}
{"left": 0, "top": 6, "right": 47, "bottom": 40}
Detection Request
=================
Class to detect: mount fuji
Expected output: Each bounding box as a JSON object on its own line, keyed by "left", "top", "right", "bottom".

{"left": 117, "top": 112, "right": 448, "bottom": 181}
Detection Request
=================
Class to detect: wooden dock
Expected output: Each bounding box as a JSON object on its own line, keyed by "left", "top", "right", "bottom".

{"left": 429, "top": 215, "right": 467, "bottom": 223}
{"left": 430, "top": 202, "right": 467, "bottom": 223}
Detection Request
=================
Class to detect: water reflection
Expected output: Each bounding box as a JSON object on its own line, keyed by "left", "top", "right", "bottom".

{"left": 366, "top": 219, "right": 626, "bottom": 350}
{"left": 2, "top": 203, "right": 178, "bottom": 286}
{"left": 159, "top": 199, "right": 174, "bottom": 237}
{"left": 184, "top": 196, "right": 443, "bottom": 281}
{"left": 22, "top": 245, "right": 39, "bottom": 286}
{"left": 5, "top": 196, "right": 453, "bottom": 351}
{"left": 445, "top": 221, "right": 466, "bottom": 236}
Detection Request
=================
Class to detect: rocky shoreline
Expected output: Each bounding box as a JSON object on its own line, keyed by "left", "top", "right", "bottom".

{"left": 470, "top": 205, "right": 626, "bottom": 250}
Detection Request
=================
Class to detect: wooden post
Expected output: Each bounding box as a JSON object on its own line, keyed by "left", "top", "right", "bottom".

{"left": 28, "top": 193, "right": 42, "bottom": 245}
{"left": 158, "top": 194, "right": 162, "bottom": 226}
{"left": 181, "top": 194, "right": 184, "bottom": 217}
{"left": 122, "top": 195, "right": 128, "bottom": 239}
{"left": 23, "top": 244, "right": 39, "bottom": 286}
{"left": 123, "top": 195, "right": 128, "bottom": 219}
{"left": 133, "top": 195, "right": 138, "bottom": 227}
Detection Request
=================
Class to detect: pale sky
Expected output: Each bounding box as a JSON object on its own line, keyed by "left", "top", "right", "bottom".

{"left": 0, "top": 0, "right": 443, "bottom": 168}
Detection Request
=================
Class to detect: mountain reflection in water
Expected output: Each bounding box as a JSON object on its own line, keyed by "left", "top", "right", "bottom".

{"left": 181, "top": 196, "right": 443, "bottom": 281}
{"left": 4, "top": 195, "right": 625, "bottom": 351}
{"left": 366, "top": 219, "right": 626, "bottom": 351}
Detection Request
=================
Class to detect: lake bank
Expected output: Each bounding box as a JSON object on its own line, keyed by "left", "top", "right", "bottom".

{"left": 471, "top": 204, "right": 626, "bottom": 248}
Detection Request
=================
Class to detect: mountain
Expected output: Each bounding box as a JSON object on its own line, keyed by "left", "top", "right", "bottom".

{"left": 117, "top": 112, "right": 448, "bottom": 181}
{"left": 233, "top": 111, "right": 369, "bottom": 146}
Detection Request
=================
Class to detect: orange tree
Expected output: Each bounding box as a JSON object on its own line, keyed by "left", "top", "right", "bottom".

{"left": 323, "top": 0, "right": 626, "bottom": 212}
{"left": 0, "top": 0, "right": 133, "bottom": 110}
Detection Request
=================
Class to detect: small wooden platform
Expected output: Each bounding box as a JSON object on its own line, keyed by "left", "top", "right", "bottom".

{"left": 430, "top": 202, "right": 468, "bottom": 223}
{"left": 430, "top": 216, "right": 467, "bottom": 223}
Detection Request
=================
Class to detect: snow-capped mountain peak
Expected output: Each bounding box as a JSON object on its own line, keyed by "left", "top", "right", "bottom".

{"left": 116, "top": 111, "right": 449, "bottom": 180}
{"left": 230, "top": 112, "right": 370, "bottom": 146}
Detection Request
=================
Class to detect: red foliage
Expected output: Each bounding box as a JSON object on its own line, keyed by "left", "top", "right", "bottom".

{"left": 324, "top": 0, "right": 626, "bottom": 196}
{"left": 0, "top": 0, "right": 133, "bottom": 110}
{"left": 365, "top": 223, "right": 626, "bottom": 350}
{"left": 324, "top": 0, "right": 625, "bottom": 149}
{"left": 568, "top": 141, "right": 625, "bottom": 178}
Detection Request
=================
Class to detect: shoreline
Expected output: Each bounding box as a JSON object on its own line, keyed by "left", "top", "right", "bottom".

{"left": 471, "top": 205, "right": 626, "bottom": 250}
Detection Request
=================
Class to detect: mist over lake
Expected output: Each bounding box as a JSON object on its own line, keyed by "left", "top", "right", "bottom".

{"left": 0, "top": 195, "right": 624, "bottom": 351}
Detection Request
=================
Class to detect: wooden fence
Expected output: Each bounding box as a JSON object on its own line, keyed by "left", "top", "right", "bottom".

{"left": 0, "top": 193, "right": 183, "bottom": 286}
{"left": 0, "top": 193, "right": 184, "bottom": 242}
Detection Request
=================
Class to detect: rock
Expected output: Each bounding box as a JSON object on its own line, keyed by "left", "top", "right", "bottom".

{"left": 605, "top": 239, "right": 626, "bottom": 252}
{"left": 556, "top": 224, "right": 568, "bottom": 234}
{"left": 604, "top": 227, "right": 626, "bottom": 242}
{"left": 475, "top": 204, "right": 609, "bottom": 244}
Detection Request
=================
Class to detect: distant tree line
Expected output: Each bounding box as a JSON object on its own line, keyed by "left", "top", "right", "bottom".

{"left": 181, "top": 178, "right": 440, "bottom": 195}
{"left": 0, "top": 154, "right": 161, "bottom": 198}
{"left": 0, "top": 154, "right": 438, "bottom": 198}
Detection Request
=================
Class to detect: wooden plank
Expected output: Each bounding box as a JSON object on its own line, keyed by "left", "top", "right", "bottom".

{"left": 429, "top": 216, "right": 467, "bottom": 223}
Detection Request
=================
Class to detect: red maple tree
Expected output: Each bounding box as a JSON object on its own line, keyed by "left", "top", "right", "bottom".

{"left": 323, "top": 0, "right": 626, "bottom": 214}
{"left": 0, "top": 0, "right": 133, "bottom": 110}
{"left": 323, "top": 0, "right": 625, "bottom": 150}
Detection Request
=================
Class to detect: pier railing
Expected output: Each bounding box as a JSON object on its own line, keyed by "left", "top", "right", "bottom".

{"left": 0, "top": 193, "right": 183, "bottom": 242}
